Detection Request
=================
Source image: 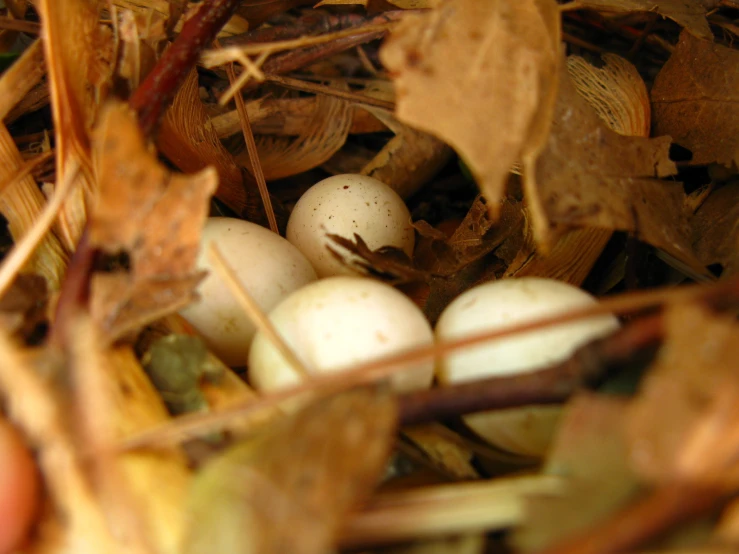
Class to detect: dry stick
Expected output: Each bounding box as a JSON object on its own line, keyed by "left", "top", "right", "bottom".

{"left": 398, "top": 312, "right": 662, "bottom": 426}
{"left": 207, "top": 244, "right": 309, "bottom": 377}
{"left": 221, "top": 10, "right": 409, "bottom": 46}
{"left": 206, "top": 23, "right": 393, "bottom": 101}
{"left": 224, "top": 58, "right": 278, "bottom": 233}
{"left": 129, "top": 0, "right": 244, "bottom": 137}
{"left": 120, "top": 277, "right": 739, "bottom": 450}
{"left": 264, "top": 74, "right": 395, "bottom": 110}
{"left": 533, "top": 483, "right": 731, "bottom": 554}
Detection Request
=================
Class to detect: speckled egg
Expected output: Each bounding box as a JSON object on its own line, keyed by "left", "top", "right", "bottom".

{"left": 248, "top": 276, "right": 434, "bottom": 393}
{"left": 286, "top": 174, "right": 415, "bottom": 278}
{"left": 180, "top": 217, "right": 317, "bottom": 367}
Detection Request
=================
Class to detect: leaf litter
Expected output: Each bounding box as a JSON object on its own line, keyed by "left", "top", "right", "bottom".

{"left": 0, "top": 0, "right": 737, "bottom": 553}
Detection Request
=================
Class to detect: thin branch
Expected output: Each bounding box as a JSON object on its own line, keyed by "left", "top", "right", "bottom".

{"left": 264, "top": 74, "right": 395, "bottom": 110}
{"left": 119, "top": 278, "right": 739, "bottom": 450}
{"left": 397, "top": 313, "right": 662, "bottom": 426}
{"left": 129, "top": 0, "right": 243, "bottom": 137}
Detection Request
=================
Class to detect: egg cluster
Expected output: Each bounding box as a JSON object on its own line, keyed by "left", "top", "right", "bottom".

{"left": 180, "top": 174, "right": 619, "bottom": 454}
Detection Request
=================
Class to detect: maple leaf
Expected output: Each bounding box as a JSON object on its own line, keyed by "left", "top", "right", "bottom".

{"left": 652, "top": 31, "right": 739, "bottom": 168}
{"left": 88, "top": 101, "right": 217, "bottom": 342}
{"left": 380, "top": 0, "right": 561, "bottom": 218}
{"left": 524, "top": 67, "right": 707, "bottom": 277}
{"left": 691, "top": 183, "right": 739, "bottom": 278}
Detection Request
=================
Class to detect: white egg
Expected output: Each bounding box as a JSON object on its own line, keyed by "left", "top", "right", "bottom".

{"left": 435, "top": 277, "right": 620, "bottom": 456}
{"left": 286, "top": 174, "right": 415, "bottom": 278}
{"left": 248, "top": 276, "right": 434, "bottom": 394}
{"left": 180, "top": 218, "right": 317, "bottom": 367}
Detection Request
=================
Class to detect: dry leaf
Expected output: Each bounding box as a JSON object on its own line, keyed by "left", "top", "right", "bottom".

{"left": 691, "top": 182, "right": 739, "bottom": 278}
{"left": 159, "top": 69, "right": 248, "bottom": 215}
{"left": 627, "top": 303, "right": 739, "bottom": 485}
{"left": 652, "top": 31, "right": 739, "bottom": 168}
{"left": 566, "top": 0, "right": 713, "bottom": 40}
{"left": 37, "top": 0, "right": 112, "bottom": 251}
{"left": 0, "top": 331, "right": 117, "bottom": 553}
{"left": 89, "top": 101, "right": 217, "bottom": 342}
{"left": 525, "top": 66, "right": 707, "bottom": 278}
{"left": 512, "top": 393, "right": 641, "bottom": 552}
{"left": 327, "top": 233, "right": 432, "bottom": 284}
{"left": 506, "top": 53, "right": 649, "bottom": 285}
{"left": 380, "top": 0, "right": 561, "bottom": 218}
{"left": 184, "top": 388, "right": 397, "bottom": 554}
{"left": 241, "top": 92, "right": 353, "bottom": 181}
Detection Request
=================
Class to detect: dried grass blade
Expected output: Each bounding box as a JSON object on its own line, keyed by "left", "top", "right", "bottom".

{"left": 0, "top": 39, "right": 45, "bottom": 121}
{"left": 340, "top": 475, "right": 564, "bottom": 546}
{"left": 0, "top": 126, "right": 69, "bottom": 291}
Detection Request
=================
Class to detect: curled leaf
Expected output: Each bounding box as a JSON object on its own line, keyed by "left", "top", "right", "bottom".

{"left": 185, "top": 388, "right": 397, "bottom": 554}
{"left": 380, "top": 0, "right": 561, "bottom": 218}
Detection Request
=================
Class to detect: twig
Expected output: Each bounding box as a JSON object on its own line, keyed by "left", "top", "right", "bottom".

{"left": 54, "top": 0, "right": 241, "bottom": 337}
{"left": 129, "top": 0, "right": 244, "bottom": 137}
{"left": 221, "top": 10, "right": 406, "bottom": 46}
{"left": 533, "top": 483, "right": 732, "bottom": 554}
{"left": 119, "top": 278, "right": 739, "bottom": 450}
{"left": 397, "top": 313, "right": 663, "bottom": 426}
{"left": 264, "top": 74, "right": 395, "bottom": 110}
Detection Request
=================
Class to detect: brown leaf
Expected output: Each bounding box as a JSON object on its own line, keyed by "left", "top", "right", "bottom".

{"left": 525, "top": 67, "right": 707, "bottom": 277}
{"left": 652, "top": 31, "right": 739, "bottom": 168}
{"left": 513, "top": 393, "right": 641, "bottom": 552}
{"left": 89, "top": 101, "right": 217, "bottom": 342}
{"left": 566, "top": 0, "right": 712, "bottom": 40}
{"left": 327, "top": 233, "right": 432, "bottom": 285}
{"left": 691, "top": 183, "right": 739, "bottom": 278}
{"left": 627, "top": 303, "right": 739, "bottom": 485}
{"left": 184, "top": 388, "right": 397, "bottom": 554}
{"left": 380, "top": 0, "right": 561, "bottom": 218}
